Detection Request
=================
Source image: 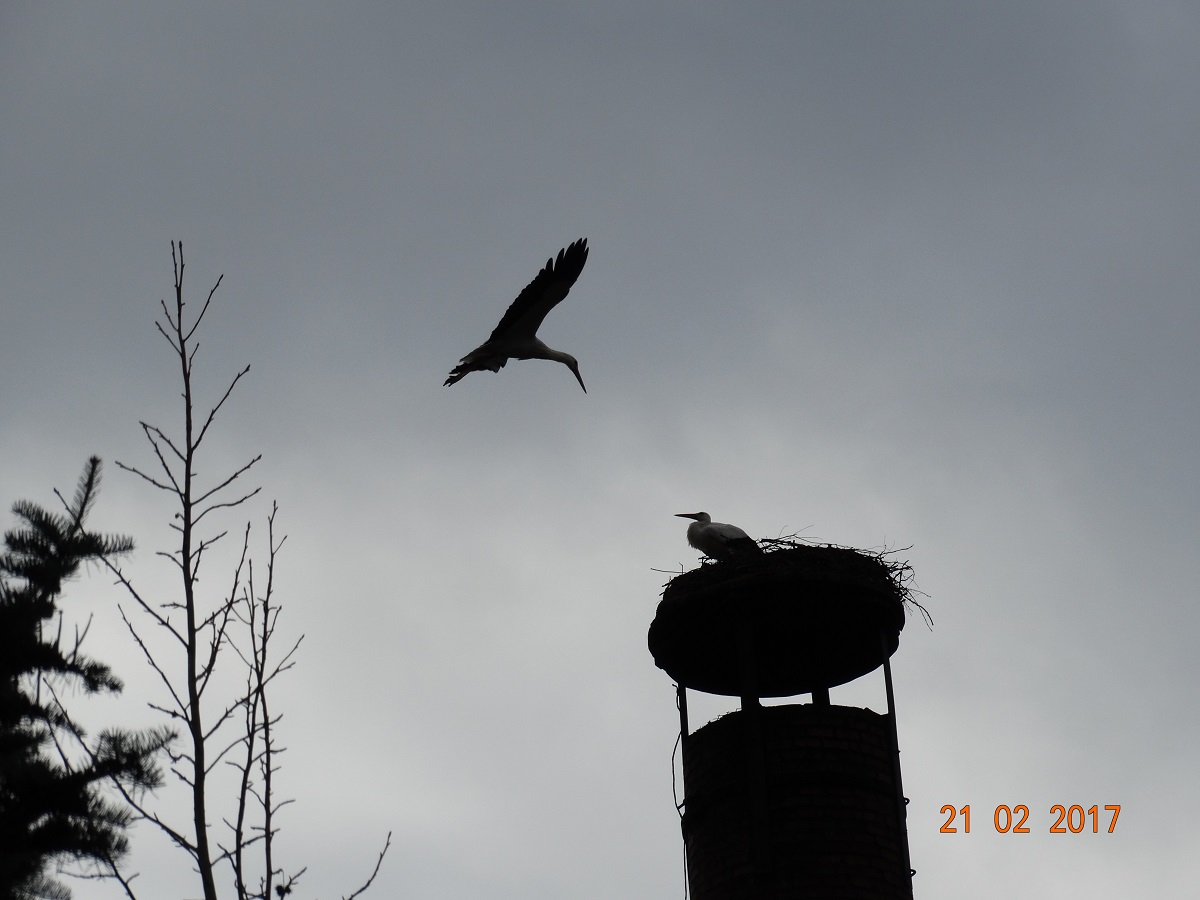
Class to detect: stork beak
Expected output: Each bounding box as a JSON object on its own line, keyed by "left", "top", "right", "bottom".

{"left": 569, "top": 363, "right": 587, "bottom": 393}
{"left": 675, "top": 512, "right": 701, "bottom": 520}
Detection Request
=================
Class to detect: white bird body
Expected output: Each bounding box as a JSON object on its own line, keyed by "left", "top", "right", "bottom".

{"left": 675, "top": 511, "right": 762, "bottom": 560}
{"left": 445, "top": 238, "right": 589, "bottom": 392}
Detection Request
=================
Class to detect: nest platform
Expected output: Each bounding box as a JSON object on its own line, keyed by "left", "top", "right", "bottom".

{"left": 648, "top": 544, "right": 909, "bottom": 698}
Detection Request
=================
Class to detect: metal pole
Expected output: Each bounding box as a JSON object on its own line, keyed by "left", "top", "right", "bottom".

{"left": 881, "top": 631, "right": 914, "bottom": 893}
{"left": 677, "top": 683, "right": 689, "bottom": 741}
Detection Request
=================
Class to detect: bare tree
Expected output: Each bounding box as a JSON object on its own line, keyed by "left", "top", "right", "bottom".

{"left": 104, "top": 242, "right": 390, "bottom": 900}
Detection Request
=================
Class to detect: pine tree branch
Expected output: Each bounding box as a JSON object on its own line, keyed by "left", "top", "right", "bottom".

{"left": 50, "top": 455, "right": 103, "bottom": 536}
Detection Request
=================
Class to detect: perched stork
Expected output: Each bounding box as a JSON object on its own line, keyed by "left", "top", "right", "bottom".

{"left": 444, "top": 238, "right": 589, "bottom": 392}
{"left": 675, "top": 512, "right": 762, "bottom": 561}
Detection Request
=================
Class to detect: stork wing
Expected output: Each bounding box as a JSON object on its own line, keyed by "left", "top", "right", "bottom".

{"left": 486, "top": 238, "right": 589, "bottom": 343}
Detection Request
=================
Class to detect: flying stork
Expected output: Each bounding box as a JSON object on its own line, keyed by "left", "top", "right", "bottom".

{"left": 675, "top": 512, "right": 763, "bottom": 561}
{"left": 444, "top": 238, "right": 589, "bottom": 392}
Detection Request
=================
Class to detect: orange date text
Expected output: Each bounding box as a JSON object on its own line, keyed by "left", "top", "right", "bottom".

{"left": 939, "top": 804, "right": 1120, "bottom": 834}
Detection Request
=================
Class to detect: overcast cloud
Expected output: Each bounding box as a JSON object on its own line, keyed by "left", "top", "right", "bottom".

{"left": 2, "top": 3, "right": 1198, "bottom": 897}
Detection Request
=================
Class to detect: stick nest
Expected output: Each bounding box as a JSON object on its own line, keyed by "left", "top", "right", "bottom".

{"left": 664, "top": 538, "right": 932, "bottom": 628}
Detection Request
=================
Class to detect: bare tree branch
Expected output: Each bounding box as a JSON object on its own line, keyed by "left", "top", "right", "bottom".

{"left": 342, "top": 834, "right": 393, "bottom": 900}
{"left": 194, "top": 365, "right": 250, "bottom": 450}
{"left": 106, "top": 242, "right": 388, "bottom": 900}
{"left": 114, "top": 458, "right": 179, "bottom": 495}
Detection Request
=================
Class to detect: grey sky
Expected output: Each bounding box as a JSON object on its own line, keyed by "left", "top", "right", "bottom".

{"left": 2, "top": 3, "right": 1198, "bottom": 897}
